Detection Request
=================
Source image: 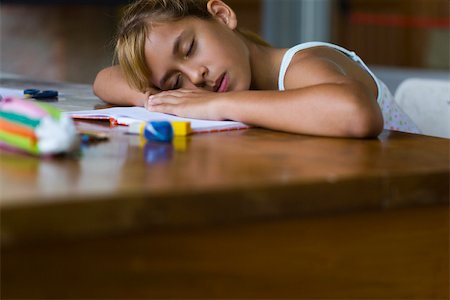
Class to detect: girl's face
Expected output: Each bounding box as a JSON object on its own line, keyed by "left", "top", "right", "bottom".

{"left": 144, "top": 7, "right": 252, "bottom": 93}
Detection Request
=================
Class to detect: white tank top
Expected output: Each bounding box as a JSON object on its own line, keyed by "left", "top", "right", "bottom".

{"left": 278, "top": 41, "right": 420, "bottom": 134}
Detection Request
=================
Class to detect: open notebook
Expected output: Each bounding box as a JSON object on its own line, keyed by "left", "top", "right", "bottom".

{"left": 65, "top": 106, "right": 249, "bottom": 133}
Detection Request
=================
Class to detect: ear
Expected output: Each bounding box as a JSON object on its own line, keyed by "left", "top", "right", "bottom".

{"left": 207, "top": 0, "right": 238, "bottom": 30}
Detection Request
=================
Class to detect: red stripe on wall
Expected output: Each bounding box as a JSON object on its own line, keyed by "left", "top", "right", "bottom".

{"left": 350, "top": 12, "right": 450, "bottom": 29}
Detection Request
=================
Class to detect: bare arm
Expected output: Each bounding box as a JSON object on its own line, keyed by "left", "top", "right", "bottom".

{"left": 148, "top": 81, "right": 382, "bottom": 138}
{"left": 147, "top": 53, "right": 384, "bottom": 138}
{"left": 93, "top": 65, "right": 149, "bottom": 106}
{"left": 223, "top": 54, "right": 383, "bottom": 137}
{"left": 220, "top": 82, "right": 383, "bottom": 138}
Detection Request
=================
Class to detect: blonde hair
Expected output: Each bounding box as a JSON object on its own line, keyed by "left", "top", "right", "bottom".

{"left": 115, "top": 0, "right": 270, "bottom": 92}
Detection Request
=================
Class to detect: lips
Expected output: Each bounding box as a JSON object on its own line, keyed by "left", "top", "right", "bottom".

{"left": 214, "top": 73, "right": 229, "bottom": 93}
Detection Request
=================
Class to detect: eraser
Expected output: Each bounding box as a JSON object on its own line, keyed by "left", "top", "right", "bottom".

{"left": 144, "top": 121, "right": 173, "bottom": 143}
{"left": 128, "top": 122, "right": 146, "bottom": 135}
{"left": 171, "top": 121, "right": 192, "bottom": 136}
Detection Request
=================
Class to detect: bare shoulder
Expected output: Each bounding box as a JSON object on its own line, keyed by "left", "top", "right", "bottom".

{"left": 283, "top": 47, "right": 377, "bottom": 95}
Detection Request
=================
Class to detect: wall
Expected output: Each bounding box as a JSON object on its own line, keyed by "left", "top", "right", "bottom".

{"left": 1, "top": 4, "right": 118, "bottom": 83}
{"left": 1, "top": 0, "right": 447, "bottom": 84}
{"left": 332, "top": 0, "right": 450, "bottom": 69}
{"left": 262, "top": 0, "right": 331, "bottom": 47}
{"left": 0, "top": 1, "right": 263, "bottom": 84}
{"left": 259, "top": 0, "right": 449, "bottom": 69}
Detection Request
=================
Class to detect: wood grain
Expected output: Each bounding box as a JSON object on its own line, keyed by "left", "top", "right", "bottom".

{"left": 2, "top": 205, "right": 448, "bottom": 299}
{"left": 1, "top": 77, "right": 448, "bottom": 299}
{"left": 1, "top": 127, "right": 449, "bottom": 245}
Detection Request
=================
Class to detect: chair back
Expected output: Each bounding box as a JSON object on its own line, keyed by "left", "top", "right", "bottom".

{"left": 395, "top": 78, "right": 450, "bottom": 138}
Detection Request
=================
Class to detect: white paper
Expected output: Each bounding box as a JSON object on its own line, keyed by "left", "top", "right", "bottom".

{"left": 65, "top": 106, "right": 249, "bottom": 133}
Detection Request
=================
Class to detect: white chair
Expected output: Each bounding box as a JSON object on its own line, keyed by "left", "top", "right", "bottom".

{"left": 394, "top": 78, "right": 450, "bottom": 139}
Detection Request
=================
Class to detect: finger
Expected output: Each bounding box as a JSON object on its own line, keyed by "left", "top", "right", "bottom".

{"left": 156, "top": 91, "right": 186, "bottom": 99}
{"left": 148, "top": 87, "right": 161, "bottom": 95}
{"left": 159, "top": 89, "right": 199, "bottom": 98}
{"left": 147, "top": 104, "right": 177, "bottom": 116}
{"left": 176, "top": 88, "right": 198, "bottom": 93}
{"left": 148, "top": 95, "right": 183, "bottom": 105}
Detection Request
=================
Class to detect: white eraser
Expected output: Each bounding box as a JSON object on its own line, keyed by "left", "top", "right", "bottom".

{"left": 128, "top": 122, "right": 146, "bottom": 135}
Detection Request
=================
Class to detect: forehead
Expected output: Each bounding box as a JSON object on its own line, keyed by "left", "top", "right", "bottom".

{"left": 147, "top": 19, "right": 187, "bottom": 42}
{"left": 145, "top": 17, "right": 210, "bottom": 51}
{"left": 144, "top": 18, "right": 200, "bottom": 85}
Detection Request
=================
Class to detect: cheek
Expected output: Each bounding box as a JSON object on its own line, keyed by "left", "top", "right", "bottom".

{"left": 202, "top": 31, "right": 252, "bottom": 90}
{"left": 237, "top": 71, "right": 252, "bottom": 91}
{"left": 234, "top": 53, "right": 252, "bottom": 91}
{"left": 218, "top": 47, "right": 252, "bottom": 90}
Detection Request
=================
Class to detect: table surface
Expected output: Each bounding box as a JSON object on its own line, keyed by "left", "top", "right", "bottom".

{"left": 1, "top": 75, "right": 449, "bottom": 244}
{"left": 1, "top": 76, "right": 449, "bottom": 299}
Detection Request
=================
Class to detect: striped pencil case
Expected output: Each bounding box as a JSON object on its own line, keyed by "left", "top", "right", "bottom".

{"left": 0, "top": 97, "right": 78, "bottom": 156}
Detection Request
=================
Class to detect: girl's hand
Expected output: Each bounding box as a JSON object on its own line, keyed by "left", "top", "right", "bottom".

{"left": 145, "top": 89, "right": 225, "bottom": 120}
{"left": 140, "top": 87, "right": 161, "bottom": 106}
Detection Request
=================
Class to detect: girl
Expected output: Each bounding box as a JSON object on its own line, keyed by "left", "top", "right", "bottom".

{"left": 93, "top": 0, "right": 420, "bottom": 138}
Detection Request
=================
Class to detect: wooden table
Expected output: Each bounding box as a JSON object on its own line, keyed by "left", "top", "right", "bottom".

{"left": 1, "top": 76, "right": 449, "bottom": 299}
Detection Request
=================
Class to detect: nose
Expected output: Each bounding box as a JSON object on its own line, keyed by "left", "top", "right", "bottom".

{"left": 182, "top": 64, "right": 208, "bottom": 88}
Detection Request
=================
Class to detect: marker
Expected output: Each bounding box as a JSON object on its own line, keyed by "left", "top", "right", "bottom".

{"left": 79, "top": 131, "right": 109, "bottom": 144}
{"left": 24, "top": 89, "right": 59, "bottom": 100}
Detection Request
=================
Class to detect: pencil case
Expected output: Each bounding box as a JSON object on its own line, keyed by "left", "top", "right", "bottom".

{"left": 0, "top": 96, "right": 78, "bottom": 155}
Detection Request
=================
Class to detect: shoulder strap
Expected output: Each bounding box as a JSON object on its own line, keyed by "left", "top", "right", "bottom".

{"left": 277, "top": 42, "right": 381, "bottom": 99}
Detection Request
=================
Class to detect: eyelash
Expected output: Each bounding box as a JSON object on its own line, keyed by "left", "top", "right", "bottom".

{"left": 172, "top": 39, "right": 195, "bottom": 89}
{"left": 185, "top": 39, "right": 195, "bottom": 58}
{"left": 173, "top": 73, "right": 182, "bottom": 89}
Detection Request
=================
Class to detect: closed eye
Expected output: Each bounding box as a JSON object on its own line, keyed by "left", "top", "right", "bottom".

{"left": 169, "top": 38, "right": 194, "bottom": 90}
{"left": 172, "top": 73, "right": 182, "bottom": 90}
{"left": 185, "top": 38, "right": 195, "bottom": 58}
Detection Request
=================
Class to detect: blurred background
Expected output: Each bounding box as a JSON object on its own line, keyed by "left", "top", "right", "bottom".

{"left": 1, "top": 0, "right": 449, "bottom": 89}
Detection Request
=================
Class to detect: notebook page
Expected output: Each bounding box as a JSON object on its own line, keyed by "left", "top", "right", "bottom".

{"left": 66, "top": 106, "right": 249, "bottom": 132}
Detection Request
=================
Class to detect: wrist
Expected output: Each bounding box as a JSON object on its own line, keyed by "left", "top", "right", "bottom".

{"left": 214, "top": 95, "right": 227, "bottom": 120}
{"left": 132, "top": 97, "right": 146, "bottom": 107}
{"left": 214, "top": 92, "right": 238, "bottom": 121}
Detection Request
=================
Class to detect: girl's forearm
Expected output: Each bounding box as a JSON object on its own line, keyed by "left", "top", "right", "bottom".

{"left": 220, "top": 83, "right": 383, "bottom": 138}
{"left": 93, "top": 66, "right": 147, "bottom": 106}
